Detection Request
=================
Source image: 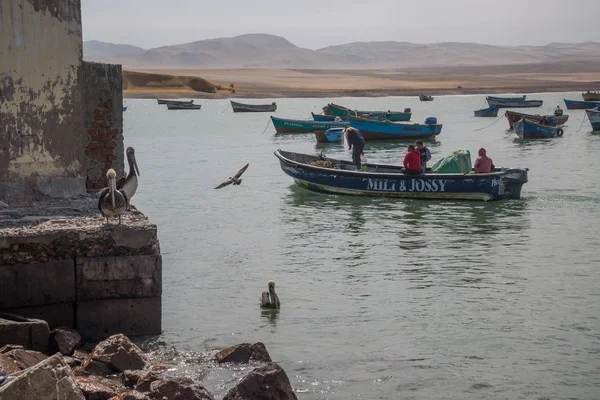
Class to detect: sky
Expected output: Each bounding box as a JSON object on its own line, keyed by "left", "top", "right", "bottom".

{"left": 81, "top": 0, "right": 600, "bottom": 49}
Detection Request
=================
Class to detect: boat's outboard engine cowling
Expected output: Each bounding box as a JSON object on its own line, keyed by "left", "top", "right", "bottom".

{"left": 425, "top": 117, "right": 437, "bottom": 125}
{"left": 404, "top": 108, "right": 411, "bottom": 113}
{"left": 502, "top": 168, "right": 529, "bottom": 199}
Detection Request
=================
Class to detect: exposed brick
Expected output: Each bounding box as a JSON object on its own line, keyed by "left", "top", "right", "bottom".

{"left": 97, "top": 128, "right": 105, "bottom": 135}
{"left": 92, "top": 121, "right": 103, "bottom": 128}
{"left": 106, "top": 155, "right": 117, "bottom": 161}
{"left": 102, "top": 149, "right": 113, "bottom": 155}
{"left": 93, "top": 108, "right": 102, "bottom": 115}
{"left": 107, "top": 129, "right": 118, "bottom": 135}
{"left": 105, "top": 161, "right": 112, "bottom": 168}
{"left": 86, "top": 182, "right": 94, "bottom": 189}
{"left": 84, "top": 149, "right": 90, "bottom": 156}
{"left": 105, "top": 142, "right": 116, "bottom": 149}
{"left": 87, "top": 129, "right": 97, "bottom": 135}
{"left": 90, "top": 148, "right": 103, "bottom": 157}
{"left": 101, "top": 135, "right": 113, "bottom": 141}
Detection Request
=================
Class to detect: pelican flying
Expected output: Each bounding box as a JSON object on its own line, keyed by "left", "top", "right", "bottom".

{"left": 98, "top": 169, "right": 128, "bottom": 224}
{"left": 214, "top": 163, "right": 249, "bottom": 189}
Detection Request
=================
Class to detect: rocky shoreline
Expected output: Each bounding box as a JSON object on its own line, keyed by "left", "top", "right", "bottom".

{"left": 0, "top": 330, "right": 297, "bottom": 400}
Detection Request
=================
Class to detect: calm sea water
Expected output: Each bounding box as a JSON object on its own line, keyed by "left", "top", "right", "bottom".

{"left": 124, "top": 93, "right": 600, "bottom": 400}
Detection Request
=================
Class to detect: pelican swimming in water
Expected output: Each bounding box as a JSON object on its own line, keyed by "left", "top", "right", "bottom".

{"left": 260, "top": 280, "right": 280, "bottom": 310}
{"left": 116, "top": 147, "right": 140, "bottom": 208}
{"left": 98, "top": 169, "right": 128, "bottom": 224}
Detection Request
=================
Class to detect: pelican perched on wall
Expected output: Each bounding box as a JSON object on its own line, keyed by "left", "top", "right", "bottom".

{"left": 116, "top": 147, "right": 140, "bottom": 208}
{"left": 260, "top": 280, "right": 280, "bottom": 310}
{"left": 98, "top": 169, "right": 128, "bottom": 224}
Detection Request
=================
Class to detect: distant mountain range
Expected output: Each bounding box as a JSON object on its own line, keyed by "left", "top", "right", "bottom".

{"left": 84, "top": 34, "right": 600, "bottom": 69}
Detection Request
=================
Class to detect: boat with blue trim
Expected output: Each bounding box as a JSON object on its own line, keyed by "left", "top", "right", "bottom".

{"left": 514, "top": 118, "right": 563, "bottom": 139}
{"left": 505, "top": 110, "right": 569, "bottom": 129}
{"left": 322, "top": 103, "right": 411, "bottom": 121}
{"left": 347, "top": 117, "right": 442, "bottom": 141}
{"left": 271, "top": 116, "right": 347, "bottom": 134}
{"left": 585, "top": 108, "right": 600, "bottom": 131}
{"left": 474, "top": 106, "right": 499, "bottom": 117}
{"left": 274, "top": 150, "right": 528, "bottom": 201}
{"left": 487, "top": 95, "right": 526, "bottom": 102}
{"left": 315, "top": 127, "right": 345, "bottom": 143}
{"left": 564, "top": 99, "right": 600, "bottom": 110}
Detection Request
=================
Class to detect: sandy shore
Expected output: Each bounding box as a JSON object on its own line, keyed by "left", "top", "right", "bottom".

{"left": 123, "top": 60, "right": 600, "bottom": 99}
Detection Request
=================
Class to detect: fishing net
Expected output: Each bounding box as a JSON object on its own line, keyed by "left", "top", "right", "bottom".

{"left": 431, "top": 150, "right": 472, "bottom": 173}
{"left": 309, "top": 160, "right": 341, "bottom": 169}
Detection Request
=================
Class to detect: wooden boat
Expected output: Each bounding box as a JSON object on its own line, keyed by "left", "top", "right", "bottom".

{"left": 585, "top": 108, "right": 600, "bottom": 131}
{"left": 564, "top": 99, "right": 600, "bottom": 110}
{"left": 582, "top": 91, "right": 600, "bottom": 101}
{"left": 316, "top": 127, "right": 344, "bottom": 143}
{"left": 231, "top": 100, "right": 277, "bottom": 113}
{"left": 270, "top": 116, "right": 347, "bottom": 134}
{"left": 123, "top": 106, "right": 128, "bottom": 112}
{"left": 312, "top": 112, "right": 394, "bottom": 122}
{"left": 505, "top": 110, "right": 569, "bottom": 129}
{"left": 486, "top": 95, "right": 526, "bottom": 102}
{"left": 347, "top": 117, "right": 442, "bottom": 141}
{"left": 157, "top": 99, "right": 194, "bottom": 105}
{"left": 322, "top": 103, "right": 411, "bottom": 122}
{"left": 166, "top": 103, "right": 201, "bottom": 110}
{"left": 274, "top": 150, "right": 528, "bottom": 201}
{"left": 514, "top": 118, "right": 563, "bottom": 139}
{"left": 487, "top": 97, "right": 542, "bottom": 108}
{"left": 474, "top": 106, "right": 499, "bottom": 117}
{"left": 419, "top": 95, "right": 434, "bottom": 101}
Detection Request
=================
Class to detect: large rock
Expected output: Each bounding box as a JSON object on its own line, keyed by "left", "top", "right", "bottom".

{"left": 147, "top": 378, "right": 214, "bottom": 400}
{"left": 0, "top": 313, "right": 50, "bottom": 353}
{"left": 123, "top": 369, "right": 147, "bottom": 388}
{"left": 0, "top": 354, "right": 85, "bottom": 399}
{"left": 76, "top": 376, "right": 117, "bottom": 400}
{"left": 223, "top": 363, "right": 298, "bottom": 400}
{"left": 5, "top": 348, "right": 47, "bottom": 369}
{"left": 50, "top": 327, "right": 82, "bottom": 356}
{"left": 135, "top": 371, "right": 161, "bottom": 392}
{"left": 216, "top": 342, "right": 272, "bottom": 364}
{"left": 108, "top": 391, "right": 150, "bottom": 400}
{"left": 82, "top": 334, "right": 148, "bottom": 375}
{"left": 0, "top": 353, "right": 21, "bottom": 375}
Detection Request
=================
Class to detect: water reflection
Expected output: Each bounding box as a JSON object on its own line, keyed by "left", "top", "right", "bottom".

{"left": 260, "top": 309, "right": 279, "bottom": 326}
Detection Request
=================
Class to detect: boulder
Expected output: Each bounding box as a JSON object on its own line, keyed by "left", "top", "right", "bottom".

{"left": 0, "top": 344, "right": 24, "bottom": 354}
{"left": 147, "top": 378, "right": 214, "bottom": 400}
{"left": 0, "top": 354, "right": 85, "bottom": 399}
{"left": 216, "top": 342, "right": 272, "bottom": 364}
{"left": 108, "top": 391, "right": 150, "bottom": 400}
{"left": 50, "top": 327, "right": 82, "bottom": 356}
{"left": 82, "top": 334, "right": 148, "bottom": 375}
{"left": 0, "top": 353, "right": 21, "bottom": 375}
{"left": 123, "top": 369, "right": 147, "bottom": 388}
{"left": 222, "top": 363, "right": 297, "bottom": 400}
{"left": 76, "top": 376, "right": 117, "bottom": 400}
{"left": 5, "top": 349, "right": 47, "bottom": 369}
{"left": 135, "top": 371, "right": 161, "bottom": 392}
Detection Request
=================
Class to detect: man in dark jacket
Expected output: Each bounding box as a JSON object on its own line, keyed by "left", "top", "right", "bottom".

{"left": 416, "top": 140, "right": 431, "bottom": 172}
{"left": 346, "top": 127, "right": 365, "bottom": 170}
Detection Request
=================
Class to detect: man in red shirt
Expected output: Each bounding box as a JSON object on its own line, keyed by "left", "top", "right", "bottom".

{"left": 403, "top": 145, "right": 422, "bottom": 174}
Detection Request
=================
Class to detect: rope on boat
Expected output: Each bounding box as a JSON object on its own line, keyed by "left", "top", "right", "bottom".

{"left": 576, "top": 112, "right": 589, "bottom": 132}
{"left": 473, "top": 114, "right": 505, "bottom": 131}
{"left": 260, "top": 118, "right": 272, "bottom": 134}
{"left": 220, "top": 103, "right": 230, "bottom": 113}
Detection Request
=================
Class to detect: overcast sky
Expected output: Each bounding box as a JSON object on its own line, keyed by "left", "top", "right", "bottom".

{"left": 81, "top": 0, "right": 600, "bottom": 49}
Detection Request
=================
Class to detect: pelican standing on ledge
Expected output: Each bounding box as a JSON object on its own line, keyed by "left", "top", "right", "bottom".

{"left": 260, "top": 280, "right": 281, "bottom": 310}
{"left": 98, "top": 169, "right": 128, "bottom": 224}
{"left": 116, "top": 147, "right": 140, "bottom": 208}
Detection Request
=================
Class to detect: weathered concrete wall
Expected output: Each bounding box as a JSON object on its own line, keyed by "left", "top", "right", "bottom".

{"left": 83, "top": 62, "right": 124, "bottom": 190}
{"left": 0, "top": 0, "right": 87, "bottom": 201}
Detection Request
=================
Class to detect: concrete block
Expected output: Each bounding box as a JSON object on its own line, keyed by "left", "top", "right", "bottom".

{"left": 0, "top": 313, "right": 50, "bottom": 353}
{"left": 38, "top": 178, "right": 87, "bottom": 198}
{"left": 3, "top": 303, "right": 75, "bottom": 329}
{"left": 76, "top": 255, "right": 162, "bottom": 300}
{"left": 0, "top": 260, "right": 76, "bottom": 308}
{"left": 76, "top": 297, "right": 161, "bottom": 340}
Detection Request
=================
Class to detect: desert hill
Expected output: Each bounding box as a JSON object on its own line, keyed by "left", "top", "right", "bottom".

{"left": 122, "top": 70, "right": 235, "bottom": 96}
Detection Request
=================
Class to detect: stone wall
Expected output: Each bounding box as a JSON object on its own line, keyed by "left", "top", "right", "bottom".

{"left": 0, "top": 0, "right": 87, "bottom": 201}
{"left": 83, "top": 62, "right": 124, "bottom": 191}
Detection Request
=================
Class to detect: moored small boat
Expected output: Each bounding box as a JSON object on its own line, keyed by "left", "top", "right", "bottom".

{"left": 474, "top": 106, "right": 499, "bottom": 117}
{"left": 271, "top": 116, "right": 347, "bottom": 134}
{"left": 564, "top": 99, "right": 600, "bottom": 110}
{"left": 157, "top": 99, "right": 194, "bottom": 105}
{"left": 123, "top": 106, "right": 127, "bottom": 112}
{"left": 322, "top": 103, "right": 411, "bottom": 121}
{"left": 347, "top": 117, "right": 442, "bottom": 141}
{"left": 231, "top": 100, "right": 277, "bottom": 113}
{"left": 487, "top": 97, "right": 542, "bottom": 108}
{"left": 487, "top": 95, "right": 526, "bottom": 102}
{"left": 419, "top": 95, "right": 434, "bottom": 101}
{"left": 274, "top": 150, "right": 528, "bottom": 201}
{"left": 582, "top": 91, "right": 600, "bottom": 101}
{"left": 505, "top": 110, "right": 569, "bottom": 129}
{"left": 166, "top": 103, "right": 201, "bottom": 110}
{"left": 316, "top": 127, "right": 345, "bottom": 143}
{"left": 585, "top": 108, "right": 600, "bottom": 131}
{"left": 514, "top": 118, "right": 563, "bottom": 139}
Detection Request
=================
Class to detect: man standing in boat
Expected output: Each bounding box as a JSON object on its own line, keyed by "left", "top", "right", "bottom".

{"left": 346, "top": 127, "right": 365, "bottom": 170}
{"left": 416, "top": 140, "right": 431, "bottom": 172}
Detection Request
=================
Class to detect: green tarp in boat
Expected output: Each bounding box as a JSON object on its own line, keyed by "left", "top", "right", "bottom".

{"left": 431, "top": 150, "right": 472, "bottom": 174}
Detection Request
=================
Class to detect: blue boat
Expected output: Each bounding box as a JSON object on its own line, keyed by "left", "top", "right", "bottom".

{"left": 585, "top": 108, "right": 600, "bottom": 131}
{"left": 316, "top": 127, "right": 344, "bottom": 143}
{"left": 474, "top": 106, "right": 499, "bottom": 117}
{"left": 274, "top": 150, "right": 528, "bottom": 201}
{"left": 123, "top": 106, "right": 128, "bottom": 112}
{"left": 564, "top": 99, "right": 600, "bottom": 110}
{"left": 347, "top": 117, "right": 442, "bottom": 141}
{"left": 514, "top": 118, "right": 563, "bottom": 139}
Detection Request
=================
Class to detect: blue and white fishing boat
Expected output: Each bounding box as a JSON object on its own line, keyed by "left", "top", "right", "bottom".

{"left": 474, "top": 106, "right": 499, "bottom": 117}
{"left": 347, "top": 117, "right": 442, "bottom": 141}
{"left": 274, "top": 150, "right": 528, "bottom": 201}
{"left": 316, "top": 127, "right": 345, "bottom": 143}
{"left": 564, "top": 99, "right": 600, "bottom": 110}
{"left": 514, "top": 118, "right": 563, "bottom": 139}
{"left": 585, "top": 108, "right": 600, "bottom": 131}
{"left": 486, "top": 95, "right": 526, "bottom": 102}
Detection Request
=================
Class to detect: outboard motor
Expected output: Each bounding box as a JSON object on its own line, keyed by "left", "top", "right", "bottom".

{"left": 404, "top": 108, "right": 411, "bottom": 113}
{"left": 425, "top": 117, "right": 437, "bottom": 125}
{"left": 502, "top": 168, "right": 529, "bottom": 199}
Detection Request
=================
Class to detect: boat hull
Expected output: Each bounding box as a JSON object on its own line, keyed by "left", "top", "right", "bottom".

{"left": 158, "top": 99, "right": 193, "bottom": 105}
{"left": 271, "top": 117, "right": 347, "bottom": 134}
{"left": 231, "top": 100, "right": 277, "bottom": 112}
{"left": 419, "top": 95, "right": 434, "bottom": 101}
{"left": 474, "top": 107, "right": 499, "bottom": 117}
{"left": 348, "top": 118, "right": 442, "bottom": 141}
{"left": 166, "top": 103, "right": 201, "bottom": 110}
{"left": 505, "top": 111, "right": 569, "bottom": 129}
{"left": 487, "top": 95, "right": 526, "bottom": 102}
{"left": 585, "top": 109, "right": 600, "bottom": 131}
{"left": 582, "top": 92, "right": 600, "bottom": 101}
{"left": 564, "top": 99, "right": 600, "bottom": 110}
{"left": 487, "top": 98, "right": 542, "bottom": 108}
{"left": 315, "top": 128, "right": 344, "bottom": 143}
{"left": 514, "top": 118, "right": 560, "bottom": 139}
{"left": 324, "top": 103, "right": 411, "bottom": 121}
{"left": 274, "top": 150, "right": 528, "bottom": 201}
